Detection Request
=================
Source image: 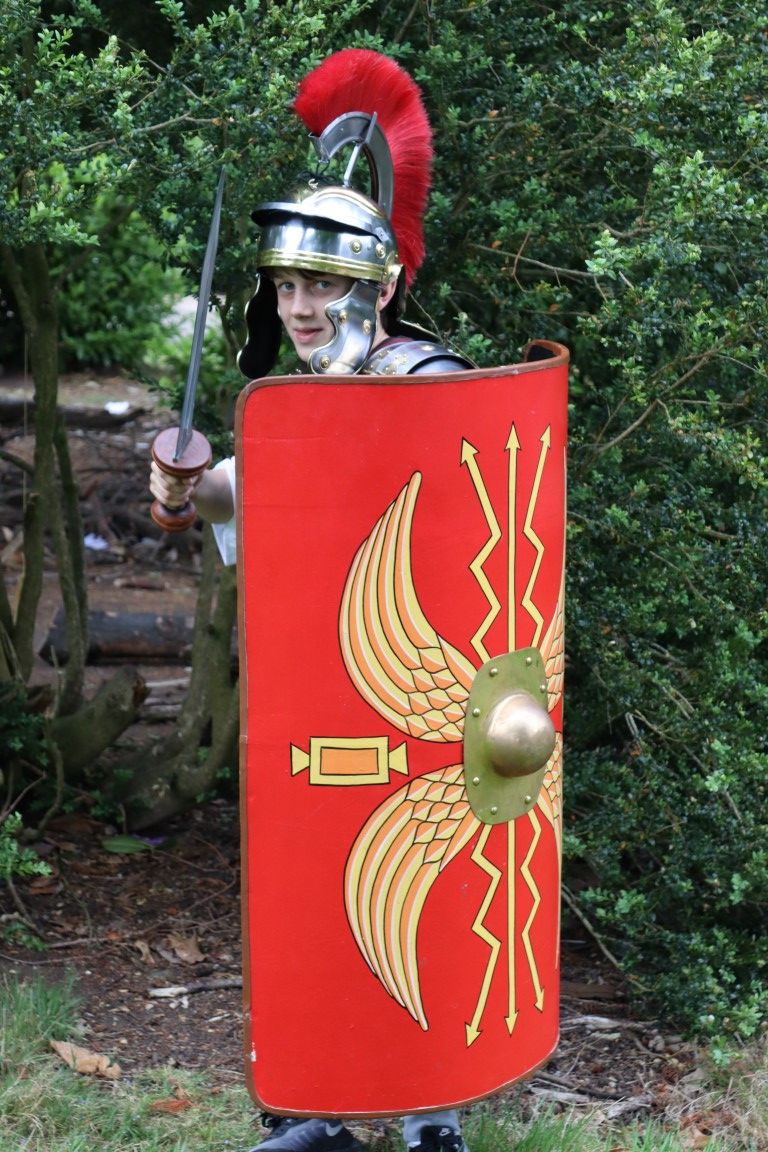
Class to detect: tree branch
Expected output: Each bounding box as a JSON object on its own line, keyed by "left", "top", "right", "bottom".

{"left": 470, "top": 241, "right": 599, "bottom": 282}
{"left": 595, "top": 348, "right": 720, "bottom": 455}
{"left": 561, "top": 885, "right": 633, "bottom": 980}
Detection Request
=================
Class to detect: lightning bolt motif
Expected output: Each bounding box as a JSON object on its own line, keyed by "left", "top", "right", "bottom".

{"left": 461, "top": 440, "right": 502, "bottom": 663}
{"left": 521, "top": 428, "right": 551, "bottom": 646}
{"left": 520, "top": 809, "right": 544, "bottom": 1010}
{"left": 340, "top": 472, "right": 476, "bottom": 741}
{"left": 466, "top": 825, "right": 503, "bottom": 1047}
{"left": 506, "top": 425, "right": 520, "bottom": 652}
{"left": 506, "top": 823, "right": 518, "bottom": 1034}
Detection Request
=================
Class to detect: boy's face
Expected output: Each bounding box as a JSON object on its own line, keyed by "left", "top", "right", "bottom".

{"left": 272, "top": 269, "right": 353, "bottom": 361}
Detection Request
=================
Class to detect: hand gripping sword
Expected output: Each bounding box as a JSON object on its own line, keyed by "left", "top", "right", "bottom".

{"left": 150, "top": 169, "right": 226, "bottom": 532}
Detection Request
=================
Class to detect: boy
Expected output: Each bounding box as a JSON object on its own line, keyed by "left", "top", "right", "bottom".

{"left": 150, "top": 49, "right": 472, "bottom": 1152}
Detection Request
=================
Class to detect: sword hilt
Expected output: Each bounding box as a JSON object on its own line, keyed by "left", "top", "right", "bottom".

{"left": 151, "top": 426, "right": 212, "bottom": 533}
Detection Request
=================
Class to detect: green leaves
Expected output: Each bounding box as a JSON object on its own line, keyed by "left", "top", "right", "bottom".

{"left": 368, "top": 0, "right": 768, "bottom": 1041}
{"left": 101, "top": 835, "right": 155, "bottom": 854}
{"left": 0, "top": 813, "right": 51, "bottom": 883}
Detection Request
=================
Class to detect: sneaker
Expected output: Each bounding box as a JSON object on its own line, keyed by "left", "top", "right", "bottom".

{"left": 249, "top": 1115, "right": 364, "bottom": 1152}
{"left": 407, "top": 1125, "right": 469, "bottom": 1152}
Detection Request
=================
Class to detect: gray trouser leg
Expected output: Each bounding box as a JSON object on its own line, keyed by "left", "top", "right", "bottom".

{"left": 402, "top": 1111, "right": 461, "bottom": 1145}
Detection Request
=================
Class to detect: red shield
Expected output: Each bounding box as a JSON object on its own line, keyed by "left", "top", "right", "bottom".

{"left": 237, "top": 342, "right": 567, "bottom": 1117}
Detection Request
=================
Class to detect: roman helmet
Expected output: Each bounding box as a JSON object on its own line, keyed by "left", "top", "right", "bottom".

{"left": 238, "top": 49, "right": 434, "bottom": 377}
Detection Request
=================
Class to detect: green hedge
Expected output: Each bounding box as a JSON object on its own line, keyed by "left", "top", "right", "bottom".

{"left": 366, "top": 0, "right": 768, "bottom": 1042}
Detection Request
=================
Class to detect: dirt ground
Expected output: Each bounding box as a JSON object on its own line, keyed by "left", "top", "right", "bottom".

{"left": 0, "top": 373, "right": 717, "bottom": 1147}
{"left": 0, "top": 801, "right": 713, "bottom": 1142}
{"left": 0, "top": 796, "right": 708, "bottom": 1136}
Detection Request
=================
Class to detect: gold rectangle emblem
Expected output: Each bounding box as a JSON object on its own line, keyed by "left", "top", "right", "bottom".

{"left": 309, "top": 737, "right": 389, "bottom": 786}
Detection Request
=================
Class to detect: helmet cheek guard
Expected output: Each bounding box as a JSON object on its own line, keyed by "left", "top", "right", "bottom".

{"left": 307, "top": 280, "right": 381, "bottom": 374}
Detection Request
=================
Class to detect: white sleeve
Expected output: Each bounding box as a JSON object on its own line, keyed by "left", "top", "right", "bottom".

{"left": 210, "top": 456, "right": 238, "bottom": 566}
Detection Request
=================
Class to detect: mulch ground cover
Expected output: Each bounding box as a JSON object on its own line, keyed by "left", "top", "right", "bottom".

{"left": 1, "top": 798, "right": 700, "bottom": 1130}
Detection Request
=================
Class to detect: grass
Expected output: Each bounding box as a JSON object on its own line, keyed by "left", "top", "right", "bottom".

{"left": 461, "top": 1109, "right": 744, "bottom": 1152}
{"left": 0, "top": 974, "right": 760, "bottom": 1151}
{"left": 0, "top": 970, "right": 81, "bottom": 1072}
{"left": 0, "top": 973, "right": 257, "bottom": 1152}
{"left": 691, "top": 1039, "right": 768, "bottom": 1152}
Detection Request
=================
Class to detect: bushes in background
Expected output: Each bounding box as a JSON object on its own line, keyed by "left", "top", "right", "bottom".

{"left": 378, "top": 0, "right": 768, "bottom": 1042}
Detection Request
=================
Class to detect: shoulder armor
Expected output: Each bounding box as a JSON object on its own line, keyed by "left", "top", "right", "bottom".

{"left": 363, "top": 338, "right": 473, "bottom": 376}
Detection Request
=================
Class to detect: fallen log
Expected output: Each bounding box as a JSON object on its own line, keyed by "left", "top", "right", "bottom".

{"left": 0, "top": 395, "right": 145, "bottom": 429}
{"left": 40, "top": 607, "right": 238, "bottom": 665}
{"left": 40, "top": 608, "right": 196, "bottom": 664}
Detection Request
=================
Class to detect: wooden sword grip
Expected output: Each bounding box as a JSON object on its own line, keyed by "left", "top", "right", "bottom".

{"left": 151, "top": 427, "right": 212, "bottom": 533}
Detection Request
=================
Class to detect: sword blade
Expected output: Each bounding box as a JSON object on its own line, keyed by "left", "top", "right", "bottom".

{"left": 174, "top": 168, "right": 227, "bottom": 462}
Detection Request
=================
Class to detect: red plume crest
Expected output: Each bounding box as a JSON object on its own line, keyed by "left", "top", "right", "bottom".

{"left": 293, "top": 49, "right": 433, "bottom": 285}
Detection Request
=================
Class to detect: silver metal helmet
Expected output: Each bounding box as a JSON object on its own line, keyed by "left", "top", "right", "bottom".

{"left": 238, "top": 51, "right": 433, "bottom": 379}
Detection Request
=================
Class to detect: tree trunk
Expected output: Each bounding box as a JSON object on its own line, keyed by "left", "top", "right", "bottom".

{"left": 49, "top": 667, "right": 148, "bottom": 777}
{"left": 0, "top": 240, "right": 147, "bottom": 795}
{"left": 51, "top": 411, "right": 88, "bottom": 714}
{"left": 1, "top": 242, "right": 59, "bottom": 680}
{"left": 113, "top": 530, "right": 239, "bottom": 829}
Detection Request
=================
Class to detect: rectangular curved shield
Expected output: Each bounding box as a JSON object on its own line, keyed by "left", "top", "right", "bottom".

{"left": 237, "top": 341, "right": 568, "bottom": 1117}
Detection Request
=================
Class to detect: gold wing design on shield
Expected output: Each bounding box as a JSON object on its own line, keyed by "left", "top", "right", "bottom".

{"left": 343, "top": 764, "right": 480, "bottom": 1029}
{"left": 536, "top": 565, "right": 564, "bottom": 855}
{"left": 339, "top": 472, "right": 476, "bottom": 742}
{"left": 341, "top": 472, "right": 564, "bottom": 1028}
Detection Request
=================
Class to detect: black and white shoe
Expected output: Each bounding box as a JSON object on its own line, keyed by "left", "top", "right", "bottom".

{"left": 407, "top": 1125, "right": 469, "bottom": 1152}
{"left": 249, "top": 1115, "right": 364, "bottom": 1152}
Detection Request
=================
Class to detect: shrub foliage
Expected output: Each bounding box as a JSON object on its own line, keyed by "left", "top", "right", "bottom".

{"left": 377, "top": 1, "right": 767, "bottom": 1041}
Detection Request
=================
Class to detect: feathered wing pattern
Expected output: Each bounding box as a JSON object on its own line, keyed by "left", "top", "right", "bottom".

{"left": 540, "top": 564, "right": 564, "bottom": 714}
{"left": 344, "top": 764, "right": 480, "bottom": 1029}
{"left": 339, "top": 472, "right": 476, "bottom": 742}
{"left": 536, "top": 565, "right": 565, "bottom": 856}
{"left": 341, "top": 477, "right": 564, "bottom": 1024}
{"left": 293, "top": 49, "right": 433, "bottom": 283}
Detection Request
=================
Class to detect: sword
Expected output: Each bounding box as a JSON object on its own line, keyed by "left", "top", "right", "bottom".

{"left": 150, "top": 168, "right": 225, "bottom": 532}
